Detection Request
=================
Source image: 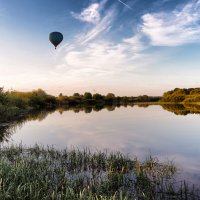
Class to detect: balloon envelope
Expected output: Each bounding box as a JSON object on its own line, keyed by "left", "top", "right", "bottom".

{"left": 49, "top": 32, "right": 63, "bottom": 49}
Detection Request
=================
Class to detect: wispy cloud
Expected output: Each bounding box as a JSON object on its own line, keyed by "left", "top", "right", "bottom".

{"left": 123, "top": 35, "right": 145, "bottom": 52}
{"left": 56, "top": 1, "right": 155, "bottom": 80}
{"left": 71, "top": 3, "right": 100, "bottom": 24}
{"left": 141, "top": 0, "right": 200, "bottom": 46}
{"left": 71, "top": 0, "right": 116, "bottom": 45}
{"left": 71, "top": 0, "right": 115, "bottom": 44}
{"left": 53, "top": 0, "right": 200, "bottom": 95}
{"left": 71, "top": 0, "right": 108, "bottom": 24}
{"left": 77, "top": 9, "right": 116, "bottom": 44}
{"left": 54, "top": 34, "right": 151, "bottom": 80}
{"left": 118, "top": 0, "right": 133, "bottom": 10}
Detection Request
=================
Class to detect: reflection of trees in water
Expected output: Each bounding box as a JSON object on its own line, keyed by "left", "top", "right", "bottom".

{"left": 57, "top": 104, "right": 125, "bottom": 114}
{"left": 93, "top": 105, "right": 104, "bottom": 112}
{"left": 84, "top": 107, "right": 92, "bottom": 113}
{"left": 137, "top": 104, "right": 149, "bottom": 108}
{"left": 26, "top": 110, "right": 55, "bottom": 122}
{"left": 0, "top": 109, "right": 55, "bottom": 143}
{"left": 0, "top": 121, "right": 24, "bottom": 143}
{"left": 105, "top": 105, "right": 116, "bottom": 111}
{"left": 2, "top": 103, "right": 200, "bottom": 144}
{"left": 1, "top": 104, "right": 152, "bottom": 143}
{"left": 161, "top": 104, "right": 200, "bottom": 115}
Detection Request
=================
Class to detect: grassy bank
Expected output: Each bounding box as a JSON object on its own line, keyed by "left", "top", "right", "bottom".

{"left": 0, "top": 145, "right": 199, "bottom": 199}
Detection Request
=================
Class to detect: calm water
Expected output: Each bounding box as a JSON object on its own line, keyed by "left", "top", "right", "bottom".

{"left": 1, "top": 105, "right": 200, "bottom": 185}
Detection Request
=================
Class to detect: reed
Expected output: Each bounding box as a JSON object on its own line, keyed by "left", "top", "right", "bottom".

{"left": 0, "top": 144, "right": 199, "bottom": 199}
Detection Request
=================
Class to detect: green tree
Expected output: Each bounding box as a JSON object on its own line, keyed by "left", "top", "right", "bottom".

{"left": 73, "top": 93, "right": 80, "bottom": 97}
{"left": 93, "top": 93, "right": 103, "bottom": 101}
{"left": 33, "top": 89, "right": 47, "bottom": 97}
{"left": 106, "top": 93, "right": 115, "bottom": 101}
{"left": 84, "top": 92, "right": 92, "bottom": 100}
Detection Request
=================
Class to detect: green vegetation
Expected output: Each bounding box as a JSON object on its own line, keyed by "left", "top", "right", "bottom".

{"left": 2, "top": 86, "right": 200, "bottom": 121}
{"left": 3, "top": 86, "right": 200, "bottom": 120}
{"left": 0, "top": 145, "right": 199, "bottom": 200}
{"left": 161, "top": 88, "right": 200, "bottom": 103}
{"left": 0, "top": 87, "right": 160, "bottom": 122}
{"left": 57, "top": 92, "right": 160, "bottom": 106}
{"left": 0, "top": 88, "right": 56, "bottom": 122}
{"left": 1, "top": 88, "right": 200, "bottom": 199}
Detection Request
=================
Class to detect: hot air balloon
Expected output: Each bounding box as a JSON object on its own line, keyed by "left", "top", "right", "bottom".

{"left": 49, "top": 32, "right": 63, "bottom": 49}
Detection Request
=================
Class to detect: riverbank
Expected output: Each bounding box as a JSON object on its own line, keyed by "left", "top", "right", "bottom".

{"left": 0, "top": 145, "right": 199, "bottom": 199}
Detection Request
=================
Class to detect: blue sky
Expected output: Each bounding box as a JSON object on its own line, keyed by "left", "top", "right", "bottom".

{"left": 0, "top": 0, "right": 200, "bottom": 96}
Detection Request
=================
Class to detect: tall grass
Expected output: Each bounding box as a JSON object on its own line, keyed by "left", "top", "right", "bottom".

{"left": 0, "top": 145, "right": 199, "bottom": 199}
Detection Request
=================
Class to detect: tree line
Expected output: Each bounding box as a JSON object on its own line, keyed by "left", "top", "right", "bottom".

{"left": 57, "top": 92, "right": 160, "bottom": 106}
{"left": 2, "top": 87, "right": 200, "bottom": 114}
{"left": 0, "top": 87, "right": 161, "bottom": 121}
{"left": 0, "top": 88, "right": 161, "bottom": 110}
{"left": 161, "top": 88, "right": 200, "bottom": 103}
{"left": 1, "top": 86, "right": 200, "bottom": 121}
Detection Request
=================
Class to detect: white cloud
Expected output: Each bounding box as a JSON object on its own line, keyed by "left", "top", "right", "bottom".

{"left": 141, "top": 0, "right": 200, "bottom": 46}
{"left": 77, "top": 9, "right": 116, "bottom": 44}
{"left": 61, "top": 2, "right": 149, "bottom": 78}
{"left": 71, "top": 3, "right": 100, "bottom": 24}
{"left": 54, "top": 34, "right": 151, "bottom": 79}
{"left": 71, "top": 0, "right": 115, "bottom": 44}
{"left": 123, "top": 35, "right": 145, "bottom": 52}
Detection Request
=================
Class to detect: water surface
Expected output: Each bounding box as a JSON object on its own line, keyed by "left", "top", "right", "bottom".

{"left": 1, "top": 105, "right": 200, "bottom": 185}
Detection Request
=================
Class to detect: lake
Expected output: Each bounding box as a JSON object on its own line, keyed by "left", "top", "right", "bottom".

{"left": 1, "top": 104, "right": 200, "bottom": 185}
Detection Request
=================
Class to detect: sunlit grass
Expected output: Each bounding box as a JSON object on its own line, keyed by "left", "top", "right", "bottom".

{"left": 0, "top": 144, "right": 199, "bottom": 199}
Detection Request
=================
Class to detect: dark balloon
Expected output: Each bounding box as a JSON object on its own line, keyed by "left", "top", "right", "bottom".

{"left": 49, "top": 32, "right": 63, "bottom": 49}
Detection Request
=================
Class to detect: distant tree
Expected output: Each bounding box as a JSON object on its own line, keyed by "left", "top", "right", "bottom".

{"left": 93, "top": 93, "right": 103, "bottom": 101}
{"left": 137, "top": 95, "right": 149, "bottom": 102}
{"left": 122, "top": 96, "right": 128, "bottom": 103}
{"left": 59, "top": 93, "right": 63, "bottom": 97}
{"left": 73, "top": 93, "right": 80, "bottom": 97}
{"left": 174, "top": 88, "right": 187, "bottom": 95}
{"left": 106, "top": 93, "right": 115, "bottom": 101}
{"left": 84, "top": 92, "right": 92, "bottom": 100}
{"left": 161, "top": 88, "right": 186, "bottom": 102}
{"left": 33, "top": 89, "right": 47, "bottom": 97}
